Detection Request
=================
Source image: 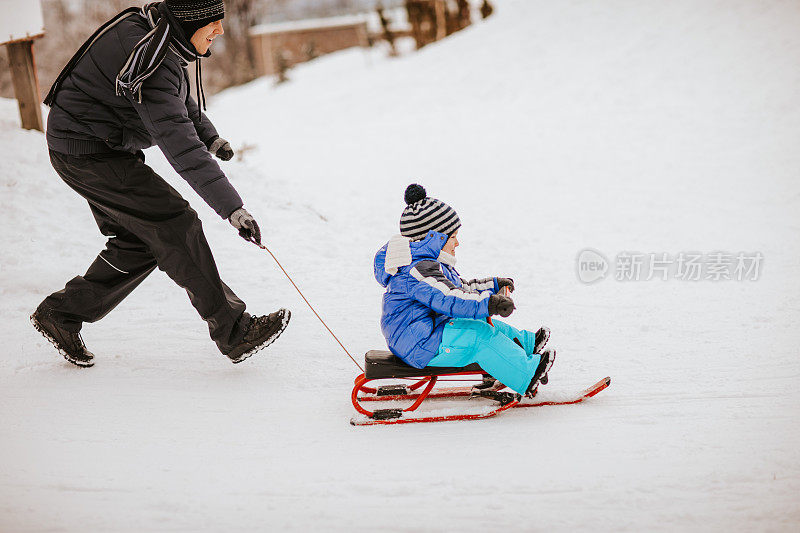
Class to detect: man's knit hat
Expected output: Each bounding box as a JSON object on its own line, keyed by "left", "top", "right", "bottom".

{"left": 166, "top": 0, "right": 225, "bottom": 38}
{"left": 400, "top": 184, "right": 461, "bottom": 241}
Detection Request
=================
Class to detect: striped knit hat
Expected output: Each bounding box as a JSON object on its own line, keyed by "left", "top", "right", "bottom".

{"left": 400, "top": 184, "right": 461, "bottom": 241}
{"left": 166, "top": 0, "right": 225, "bottom": 38}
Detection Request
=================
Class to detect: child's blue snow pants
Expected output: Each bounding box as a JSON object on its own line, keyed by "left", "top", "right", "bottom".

{"left": 427, "top": 318, "right": 542, "bottom": 395}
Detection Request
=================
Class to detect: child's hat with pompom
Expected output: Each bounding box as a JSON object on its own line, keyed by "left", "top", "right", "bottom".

{"left": 400, "top": 184, "right": 461, "bottom": 241}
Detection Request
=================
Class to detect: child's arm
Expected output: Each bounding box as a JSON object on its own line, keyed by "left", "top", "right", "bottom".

{"left": 459, "top": 276, "right": 499, "bottom": 294}
{"left": 410, "top": 261, "right": 492, "bottom": 319}
{"left": 462, "top": 277, "right": 516, "bottom": 294}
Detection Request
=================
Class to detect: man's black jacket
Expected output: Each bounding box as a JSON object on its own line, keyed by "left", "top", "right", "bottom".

{"left": 46, "top": 13, "right": 243, "bottom": 219}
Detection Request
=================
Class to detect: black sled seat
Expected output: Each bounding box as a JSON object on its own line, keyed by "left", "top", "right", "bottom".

{"left": 365, "top": 350, "right": 484, "bottom": 380}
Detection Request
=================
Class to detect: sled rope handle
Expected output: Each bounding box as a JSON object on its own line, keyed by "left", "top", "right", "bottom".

{"left": 247, "top": 237, "right": 364, "bottom": 372}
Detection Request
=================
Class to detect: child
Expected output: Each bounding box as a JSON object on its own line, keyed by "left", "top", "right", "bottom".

{"left": 374, "top": 184, "right": 555, "bottom": 396}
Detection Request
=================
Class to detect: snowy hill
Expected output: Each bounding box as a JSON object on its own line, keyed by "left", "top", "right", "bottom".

{"left": 2, "top": 0, "right": 799, "bottom": 531}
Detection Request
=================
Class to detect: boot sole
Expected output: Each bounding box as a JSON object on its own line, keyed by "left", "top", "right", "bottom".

{"left": 229, "top": 309, "right": 291, "bottom": 364}
{"left": 30, "top": 313, "right": 94, "bottom": 368}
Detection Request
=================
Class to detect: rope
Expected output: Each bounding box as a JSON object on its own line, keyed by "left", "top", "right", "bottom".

{"left": 248, "top": 238, "right": 364, "bottom": 372}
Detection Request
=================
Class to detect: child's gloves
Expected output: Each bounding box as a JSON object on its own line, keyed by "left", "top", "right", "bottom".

{"left": 488, "top": 294, "right": 515, "bottom": 317}
{"left": 497, "top": 277, "right": 515, "bottom": 292}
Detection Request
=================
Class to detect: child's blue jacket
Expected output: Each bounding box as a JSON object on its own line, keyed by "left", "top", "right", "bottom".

{"left": 374, "top": 230, "right": 499, "bottom": 368}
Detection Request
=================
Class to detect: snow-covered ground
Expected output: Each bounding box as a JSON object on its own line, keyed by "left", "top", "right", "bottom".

{"left": 2, "top": 0, "right": 800, "bottom": 530}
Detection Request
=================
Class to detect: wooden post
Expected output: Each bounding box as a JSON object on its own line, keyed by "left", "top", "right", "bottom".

{"left": 6, "top": 39, "right": 43, "bottom": 132}
{"left": 434, "top": 0, "right": 447, "bottom": 41}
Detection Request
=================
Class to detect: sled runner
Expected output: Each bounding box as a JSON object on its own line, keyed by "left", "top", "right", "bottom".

{"left": 350, "top": 350, "right": 610, "bottom": 426}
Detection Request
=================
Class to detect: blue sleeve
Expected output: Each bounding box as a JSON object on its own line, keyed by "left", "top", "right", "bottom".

{"left": 410, "top": 261, "right": 491, "bottom": 319}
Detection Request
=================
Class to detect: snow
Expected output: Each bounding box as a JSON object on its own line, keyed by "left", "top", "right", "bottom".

{"left": 2, "top": 0, "right": 800, "bottom": 530}
{"left": 0, "top": 0, "right": 44, "bottom": 44}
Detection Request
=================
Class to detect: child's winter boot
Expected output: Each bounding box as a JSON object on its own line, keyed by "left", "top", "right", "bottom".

{"left": 533, "top": 327, "right": 550, "bottom": 355}
{"left": 525, "top": 347, "right": 556, "bottom": 398}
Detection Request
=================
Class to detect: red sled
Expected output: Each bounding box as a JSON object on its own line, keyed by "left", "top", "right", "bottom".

{"left": 350, "top": 350, "right": 611, "bottom": 426}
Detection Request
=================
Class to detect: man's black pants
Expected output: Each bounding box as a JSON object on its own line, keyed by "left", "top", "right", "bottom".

{"left": 41, "top": 150, "right": 249, "bottom": 354}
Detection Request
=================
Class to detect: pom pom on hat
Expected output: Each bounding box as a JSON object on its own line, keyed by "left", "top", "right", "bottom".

{"left": 404, "top": 183, "right": 427, "bottom": 205}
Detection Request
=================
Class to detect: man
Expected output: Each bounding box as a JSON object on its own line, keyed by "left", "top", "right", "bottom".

{"left": 32, "top": 0, "right": 290, "bottom": 367}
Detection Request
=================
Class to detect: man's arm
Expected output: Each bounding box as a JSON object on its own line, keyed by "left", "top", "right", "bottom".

{"left": 185, "top": 91, "right": 219, "bottom": 148}
{"left": 187, "top": 93, "right": 234, "bottom": 161}
{"left": 125, "top": 61, "right": 242, "bottom": 218}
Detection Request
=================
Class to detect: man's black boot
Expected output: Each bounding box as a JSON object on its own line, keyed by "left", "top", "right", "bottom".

{"left": 226, "top": 309, "right": 291, "bottom": 364}
{"left": 30, "top": 305, "right": 94, "bottom": 367}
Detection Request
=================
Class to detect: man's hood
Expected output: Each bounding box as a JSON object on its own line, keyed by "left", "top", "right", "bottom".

{"left": 374, "top": 230, "right": 456, "bottom": 287}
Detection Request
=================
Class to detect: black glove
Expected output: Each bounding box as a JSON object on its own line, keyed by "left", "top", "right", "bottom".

{"left": 497, "top": 277, "right": 514, "bottom": 292}
{"left": 208, "top": 136, "right": 235, "bottom": 161}
{"left": 488, "top": 294, "right": 515, "bottom": 317}
{"left": 228, "top": 207, "right": 261, "bottom": 245}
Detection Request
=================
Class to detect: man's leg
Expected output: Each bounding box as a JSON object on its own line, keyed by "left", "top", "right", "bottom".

{"left": 138, "top": 207, "right": 249, "bottom": 353}
{"left": 48, "top": 150, "right": 249, "bottom": 354}
{"left": 41, "top": 205, "right": 157, "bottom": 331}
